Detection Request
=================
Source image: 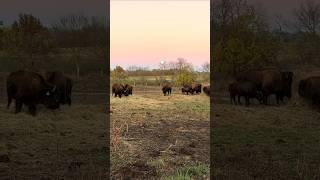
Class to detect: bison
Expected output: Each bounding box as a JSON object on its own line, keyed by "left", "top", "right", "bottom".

{"left": 298, "top": 76, "right": 320, "bottom": 105}
{"left": 112, "top": 83, "right": 125, "bottom": 98}
{"left": 162, "top": 84, "right": 172, "bottom": 96}
{"left": 192, "top": 83, "right": 202, "bottom": 94}
{"left": 181, "top": 85, "right": 194, "bottom": 95}
{"left": 203, "top": 85, "right": 210, "bottom": 96}
{"left": 6, "top": 70, "right": 60, "bottom": 116}
{"left": 123, "top": 84, "right": 133, "bottom": 96}
{"left": 45, "top": 71, "right": 73, "bottom": 106}
{"left": 229, "top": 81, "right": 263, "bottom": 106}
{"left": 235, "top": 69, "right": 293, "bottom": 105}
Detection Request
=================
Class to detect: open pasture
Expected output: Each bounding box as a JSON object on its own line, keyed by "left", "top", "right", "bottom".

{"left": 213, "top": 84, "right": 320, "bottom": 179}
{"left": 0, "top": 74, "right": 108, "bottom": 179}
{"left": 110, "top": 87, "right": 210, "bottom": 179}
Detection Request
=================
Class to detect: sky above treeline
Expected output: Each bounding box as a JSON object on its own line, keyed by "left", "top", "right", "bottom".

{"left": 248, "top": 0, "right": 301, "bottom": 29}
{"left": 110, "top": 0, "right": 210, "bottom": 69}
{"left": 1, "top": 0, "right": 302, "bottom": 70}
{"left": 0, "top": 0, "right": 107, "bottom": 26}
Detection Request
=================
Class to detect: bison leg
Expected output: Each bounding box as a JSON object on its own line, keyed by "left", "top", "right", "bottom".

{"left": 245, "top": 96, "right": 249, "bottom": 106}
{"left": 262, "top": 93, "right": 268, "bottom": 105}
{"left": 15, "top": 100, "right": 23, "bottom": 114}
{"left": 7, "top": 97, "right": 12, "bottom": 109}
{"left": 67, "top": 97, "right": 72, "bottom": 106}
{"left": 276, "top": 95, "right": 280, "bottom": 105}
{"left": 238, "top": 96, "right": 242, "bottom": 105}
{"left": 28, "top": 104, "right": 36, "bottom": 116}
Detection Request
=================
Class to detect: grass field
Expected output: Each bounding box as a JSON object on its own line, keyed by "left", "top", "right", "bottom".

{"left": 213, "top": 90, "right": 320, "bottom": 179}
{"left": 110, "top": 88, "right": 210, "bottom": 179}
{"left": 0, "top": 74, "right": 108, "bottom": 179}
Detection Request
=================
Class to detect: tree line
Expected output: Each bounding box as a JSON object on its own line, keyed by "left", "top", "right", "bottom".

{"left": 111, "top": 58, "right": 210, "bottom": 86}
{"left": 212, "top": 0, "right": 320, "bottom": 76}
{"left": 0, "top": 13, "right": 108, "bottom": 76}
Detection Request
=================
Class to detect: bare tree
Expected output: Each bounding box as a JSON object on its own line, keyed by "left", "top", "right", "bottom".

{"left": 176, "top": 58, "right": 193, "bottom": 71}
{"left": 51, "top": 14, "right": 108, "bottom": 78}
{"left": 201, "top": 62, "right": 210, "bottom": 72}
{"left": 294, "top": 0, "right": 320, "bottom": 35}
{"left": 159, "top": 60, "right": 167, "bottom": 70}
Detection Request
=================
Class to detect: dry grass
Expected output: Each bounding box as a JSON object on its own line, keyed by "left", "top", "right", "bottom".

{"left": 213, "top": 93, "right": 320, "bottom": 179}
{"left": 0, "top": 102, "right": 108, "bottom": 179}
{"left": 111, "top": 91, "right": 210, "bottom": 179}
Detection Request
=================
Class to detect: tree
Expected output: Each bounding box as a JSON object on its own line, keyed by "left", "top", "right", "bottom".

{"left": 111, "top": 66, "right": 128, "bottom": 83}
{"left": 175, "top": 68, "right": 197, "bottom": 86}
{"left": 52, "top": 14, "right": 107, "bottom": 78}
{"left": 202, "top": 62, "right": 210, "bottom": 72}
{"left": 212, "top": 0, "right": 279, "bottom": 75}
{"left": 3, "top": 14, "right": 54, "bottom": 69}
{"left": 174, "top": 58, "right": 196, "bottom": 86}
{"left": 294, "top": 0, "right": 320, "bottom": 36}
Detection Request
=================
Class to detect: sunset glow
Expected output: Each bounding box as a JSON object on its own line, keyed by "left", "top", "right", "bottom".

{"left": 110, "top": 0, "right": 209, "bottom": 69}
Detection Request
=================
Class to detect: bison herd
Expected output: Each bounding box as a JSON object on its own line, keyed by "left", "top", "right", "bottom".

{"left": 228, "top": 69, "right": 320, "bottom": 107}
{"left": 112, "top": 82, "right": 210, "bottom": 98}
{"left": 6, "top": 70, "right": 73, "bottom": 116}
{"left": 111, "top": 83, "right": 133, "bottom": 98}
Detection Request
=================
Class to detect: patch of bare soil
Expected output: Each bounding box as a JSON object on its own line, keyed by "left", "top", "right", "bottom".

{"left": 111, "top": 93, "right": 210, "bottom": 178}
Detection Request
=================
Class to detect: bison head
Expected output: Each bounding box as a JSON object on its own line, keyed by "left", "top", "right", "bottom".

{"left": 42, "top": 85, "right": 60, "bottom": 109}
{"left": 122, "top": 88, "right": 129, "bottom": 96}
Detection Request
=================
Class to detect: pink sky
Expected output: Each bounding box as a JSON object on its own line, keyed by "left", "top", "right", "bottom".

{"left": 110, "top": 0, "right": 210, "bottom": 69}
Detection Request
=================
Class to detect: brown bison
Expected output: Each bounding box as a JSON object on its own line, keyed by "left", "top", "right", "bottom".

{"left": 181, "top": 85, "right": 194, "bottom": 95}
{"left": 192, "top": 83, "right": 202, "bottom": 94}
{"left": 203, "top": 85, "right": 210, "bottom": 96}
{"left": 229, "top": 81, "right": 263, "bottom": 106}
{"left": 7, "top": 70, "right": 60, "bottom": 116}
{"left": 299, "top": 76, "right": 320, "bottom": 105}
{"left": 45, "top": 71, "right": 73, "bottom": 106}
{"left": 235, "top": 69, "right": 293, "bottom": 105}
{"left": 162, "top": 84, "right": 172, "bottom": 96}
{"left": 112, "top": 83, "right": 125, "bottom": 98}
{"left": 123, "top": 84, "right": 133, "bottom": 96}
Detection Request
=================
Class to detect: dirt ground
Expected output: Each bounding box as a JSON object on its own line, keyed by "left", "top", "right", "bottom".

{"left": 110, "top": 88, "right": 210, "bottom": 179}
{"left": 213, "top": 91, "right": 320, "bottom": 179}
{"left": 0, "top": 93, "right": 108, "bottom": 179}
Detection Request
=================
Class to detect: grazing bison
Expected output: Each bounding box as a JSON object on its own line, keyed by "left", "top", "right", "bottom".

{"left": 298, "top": 76, "right": 320, "bottom": 105}
{"left": 181, "top": 85, "right": 194, "bottom": 95}
{"left": 229, "top": 81, "right": 263, "bottom": 106}
{"left": 235, "top": 69, "right": 293, "bottom": 105}
{"left": 192, "top": 83, "right": 202, "bottom": 94}
{"left": 123, "top": 84, "right": 133, "bottom": 96}
{"left": 162, "top": 84, "right": 172, "bottom": 96}
{"left": 203, "top": 85, "right": 210, "bottom": 96}
{"left": 45, "top": 71, "right": 73, "bottom": 105}
{"left": 112, "top": 83, "right": 125, "bottom": 98}
{"left": 7, "top": 70, "right": 60, "bottom": 116}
